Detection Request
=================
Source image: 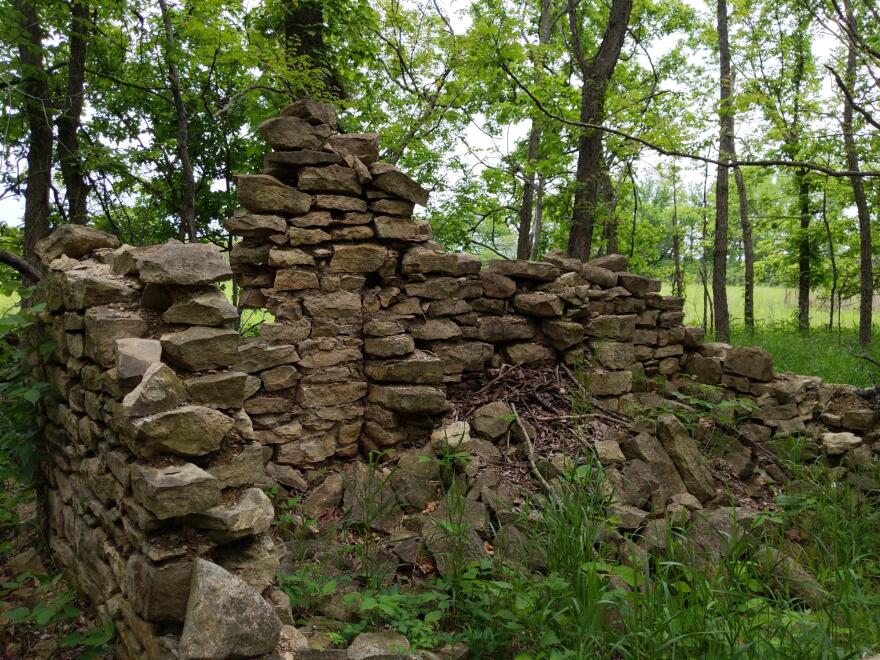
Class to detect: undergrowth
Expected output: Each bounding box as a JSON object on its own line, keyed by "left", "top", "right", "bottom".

{"left": 279, "top": 454, "right": 880, "bottom": 659}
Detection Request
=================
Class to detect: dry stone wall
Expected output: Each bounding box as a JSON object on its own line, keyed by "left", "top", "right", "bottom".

{"left": 30, "top": 99, "right": 878, "bottom": 659}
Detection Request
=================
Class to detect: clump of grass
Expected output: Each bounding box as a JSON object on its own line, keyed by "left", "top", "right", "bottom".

{"left": 721, "top": 321, "right": 880, "bottom": 387}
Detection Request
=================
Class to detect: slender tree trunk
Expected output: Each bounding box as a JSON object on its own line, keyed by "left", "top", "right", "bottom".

{"left": 15, "top": 0, "right": 54, "bottom": 263}
{"left": 732, "top": 161, "right": 753, "bottom": 332}
{"left": 713, "top": 0, "right": 733, "bottom": 342}
{"left": 530, "top": 173, "right": 545, "bottom": 260}
{"left": 57, "top": 0, "right": 90, "bottom": 225}
{"left": 566, "top": 0, "right": 633, "bottom": 260}
{"left": 701, "top": 160, "right": 711, "bottom": 332}
{"left": 821, "top": 182, "right": 837, "bottom": 331}
{"left": 671, "top": 164, "right": 683, "bottom": 297}
{"left": 842, "top": 0, "right": 873, "bottom": 346}
{"left": 517, "top": 0, "right": 552, "bottom": 260}
{"left": 795, "top": 170, "right": 811, "bottom": 332}
{"left": 158, "top": 0, "right": 197, "bottom": 241}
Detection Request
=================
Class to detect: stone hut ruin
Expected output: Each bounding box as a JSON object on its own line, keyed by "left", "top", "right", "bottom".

{"left": 30, "top": 100, "right": 879, "bottom": 658}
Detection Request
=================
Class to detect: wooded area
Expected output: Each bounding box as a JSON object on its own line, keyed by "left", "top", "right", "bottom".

{"left": 0, "top": 0, "right": 877, "bottom": 349}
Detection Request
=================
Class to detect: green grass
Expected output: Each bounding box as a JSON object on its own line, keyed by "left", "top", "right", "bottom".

{"left": 303, "top": 456, "right": 880, "bottom": 659}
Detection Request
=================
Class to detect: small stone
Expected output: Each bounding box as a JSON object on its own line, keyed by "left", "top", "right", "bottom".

{"left": 188, "top": 488, "right": 274, "bottom": 542}
{"left": 330, "top": 244, "right": 388, "bottom": 273}
{"left": 268, "top": 248, "right": 316, "bottom": 267}
{"left": 656, "top": 414, "right": 716, "bottom": 502}
{"left": 513, "top": 292, "right": 564, "bottom": 317}
{"left": 821, "top": 432, "right": 862, "bottom": 455}
{"left": 115, "top": 338, "right": 162, "bottom": 384}
{"left": 178, "top": 559, "right": 281, "bottom": 660}
{"left": 486, "top": 259, "right": 559, "bottom": 281}
{"left": 431, "top": 421, "right": 471, "bottom": 451}
{"left": 186, "top": 371, "right": 261, "bottom": 408}
{"left": 261, "top": 365, "right": 299, "bottom": 391}
{"left": 370, "top": 163, "right": 429, "bottom": 204}
{"left": 476, "top": 315, "right": 536, "bottom": 343}
{"left": 364, "top": 334, "right": 414, "bottom": 358}
{"left": 280, "top": 99, "right": 337, "bottom": 127}
{"left": 724, "top": 346, "right": 773, "bottom": 382}
{"left": 259, "top": 115, "right": 331, "bottom": 150}
{"left": 35, "top": 225, "right": 120, "bottom": 263}
{"left": 223, "top": 211, "right": 287, "bottom": 236}
{"left": 301, "top": 473, "right": 345, "bottom": 518}
{"left": 163, "top": 288, "right": 238, "bottom": 326}
{"left": 480, "top": 272, "right": 516, "bottom": 298}
{"left": 288, "top": 226, "right": 331, "bottom": 245}
{"left": 471, "top": 401, "right": 513, "bottom": 440}
{"left": 588, "top": 253, "right": 627, "bottom": 272}
{"left": 500, "top": 342, "right": 555, "bottom": 367}
{"left": 368, "top": 384, "right": 447, "bottom": 414}
{"left": 328, "top": 133, "right": 380, "bottom": 164}
{"left": 595, "top": 440, "right": 625, "bottom": 466}
{"left": 298, "top": 165, "right": 362, "bottom": 195}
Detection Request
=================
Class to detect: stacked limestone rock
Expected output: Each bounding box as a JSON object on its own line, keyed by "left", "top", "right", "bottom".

{"left": 34, "top": 226, "right": 289, "bottom": 659}
{"left": 681, "top": 342, "right": 880, "bottom": 469}
{"left": 225, "top": 99, "right": 698, "bottom": 485}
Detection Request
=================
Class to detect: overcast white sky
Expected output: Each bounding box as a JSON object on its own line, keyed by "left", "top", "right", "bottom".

{"left": 0, "top": 0, "right": 840, "bottom": 229}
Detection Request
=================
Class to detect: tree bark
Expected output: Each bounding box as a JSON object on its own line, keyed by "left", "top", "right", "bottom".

{"left": 530, "top": 173, "right": 545, "bottom": 260}
{"left": 283, "top": 0, "right": 340, "bottom": 96}
{"left": 842, "top": 0, "right": 873, "bottom": 347}
{"left": 671, "top": 164, "right": 683, "bottom": 297}
{"left": 57, "top": 0, "right": 90, "bottom": 225}
{"left": 158, "top": 0, "right": 197, "bottom": 241}
{"left": 732, "top": 160, "right": 753, "bottom": 332}
{"left": 795, "top": 170, "right": 811, "bottom": 332}
{"left": 713, "top": 0, "right": 733, "bottom": 342}
{"left": 821, "top": 182, "right": 837, "bottom": 331}
{"left": 517, "top": 0, "right": 553, "bottom": 260}
{"left": 15, "top": 0, "right": 54, "bottom": 263}
{"left": 566, "top": 0, "right": 633, "bottom": 261}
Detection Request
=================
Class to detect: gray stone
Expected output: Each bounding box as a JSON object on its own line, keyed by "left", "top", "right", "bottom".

{"left": 121, "top": 363, "right": 186, "bottom": 417}
{"left": 223, "top": 211, "right": 287, "bottom": 236}
{"left": 162, "top": 327, "right": 239, "bottom": 371}
{"left": 137, "top": 241, "right": 232, "bottom": 286}
{"left": 234, "top": 342, "right": 300, "bottom": 373}
{"left": 126, "top": 555, "right": 192, "bottom": 622}
{"left": 476, "top": 315, "right": 536, "bottom": 343}
{"left": 179, "top": 559, "right": 281, "bottom": 660}
{"left": 186, "top": 371, "right": 261, "bottom": 408}
{"left": 163, "top": 288, "right": 238, "bottom": 326}
{"left": 237, "top": 174, "right": 313, "bottom": 215}
{"left": 330, "top": 244, "right": 388, "bottom": 273}
{"left": 589, "top": 370, "right": 632, "bottom": 396}
{"left": 115, "top": 338, "right": 162, "bottom": 384}
{"left": 207, "top": 443, "right": 265, "bottom": 488}
{"left": 268, "top": 247, "right": 316, "bottom": 267}
{"left": 500, "top": 342, "right": 555, "bottom": 367}
{"left": 365, "top": 334, "right": 415, "bottom": 358}
{"left": 347, "top": 631, "right": 411, "bottom": 659}
{"left": 655, "top": 414, "right": 716, "bottom": 502}
{"left": 280, "top": 99, "right": 338, "bottom": 127}
{"left": 471, "top": 401, "right": 513, "bottom": 440}
{"left": 581, "top": 264, "right": 618, "bottom": 287}
{"left": 132, "top": 405, "right": 233, "bottom": 457}
{"left": 35, "top": 225, "right": 120, "bottom": 264}
{"left": 513, "top": 292, "right": 564, "bottom": 317}
{"left": 486, "top": 259, "right": 559, "bottom": 281}
{"left": 328, "top": 133, "right": 380, "bottom": 164}
{"left": 821, "top": 431, "right": 862, "bottom": 455}
{"left": 131, "top": 463, "right": 221, "bottom": 519}
{"left": 370, "top": 162, "right": 429, "bottom": 205}
{"left": 188, "top": 488, "right": 274, "bottom": 542}
{"left": 84, "top": 307, "right": 148, "bottom": 367}
{"left": 302, "top": 473, "right": 345, "bottom": 518}
{"left": 259, "top": 115, "right": 331, "bottom": 150}
{"left": 724, "top": 346, "right": 773, "bottom": 382}
{"left": 368, "top": 384, "right": 447, "bottom": 414}
{"left": 588, "top": 254, "right": 627, "bottom": 272}
{"left": 542, "top": 320, "right": 584, "bottom": 350}
{"left": 298, "top": 165, "right": 362, "bottom": 195}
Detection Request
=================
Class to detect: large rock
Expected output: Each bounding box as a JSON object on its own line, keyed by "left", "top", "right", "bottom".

{"left": 298, "top": 165, "right": 362, "bottom": 195}
{"left": 370, "top": 163, "right": 429, "bottom": 205}
{"left": 724, "top": 346, "right": 773, "bottom": 382}
{"left": 542, "top": 320, "right": 584, "bottom": 350}
{"left": 585, "top": 315, "right": 636, "bottom": 340}
{"left": 186, "top": 371, "right": 261, "bottom": 408}
{"left": 364, "top": 352, "right": 446, "bottom": 384}
{"left": 686, "top": 507, "right": 768, "bottom": 569}
{"left": 655, "top": 414, "right": 716, "bottom": 502}
{"left": 35, "top": 225, "right": 120, "bottom": 264}
{"left": 163, "top": 288, "right": 238, "bottom": 326}
{"left": 121, "top": 363, "right": 186, "bottom": 417}
{"left": 179, "top": 559, "right": 281, "bottom": 660}
{"left": 188, "top": 488, "right": 274, "bottom": 542}
{"left": 328, "top": 133, "right": 380, "bottom": 164}
{"left": 259, "top": 115, "right": 331, "bottom": 150}
{"left": 329, "top": 244, "right": 388, "bottom": 273}
{"left": 131, "top": 463, "right": 221, "bottom": 519}
{"left": 476, "top": 315, "right": 536, "bottom": 343}
{"left": 161, "top": 327, "right": 239, "bottom": 371}
{"left": 348, "top": 631, "right": 411, "bottom": 659}
{"left": 588, "top": 253, "right": 627, "bottom": 272}
{"left": 126, "top": 555, "right": 193, "bottom": 622}
{"left": 223, "top": 211, "right": 287, "bottom": 236}
{"left": 115, "top": 338, "right": 162, "bottom": 384}
{"left": 821, "top": 431, "right": 862, "bottom": 455}
{"left": 486, "top": 259, "right": 559, "bottom": 281}
{"left": 589, "top": 370, "right": 632, "bottom": 396}
{"left": 501, "top": 342, "right": 555, "bottom": 367}
{"left": 281, "top": 99, "right": 337, "bottom": 127}
{"left": 132, "top": 405, "right": 233, "bottom": 457}
{"left": 401, "top": 246, "right": 459, "bottom": 275}
{"left": 84, "top": 307, "right": 148, "bottom": 367}
{"left": 368, "top": 385, "right": 447, "bottom": 414}
{"left": 581, "top": 264, "right": 618, "bottom": 287}
{"left": 237, "top": 174, "right": 312, "bottom": 215}
{"left": 137, "top": 241, "right": 232, "bottom": 286}
{"left": 513, "top": 292, "right": 564, "bottom": 317}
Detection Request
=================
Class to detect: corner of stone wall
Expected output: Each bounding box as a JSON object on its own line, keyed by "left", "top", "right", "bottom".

{"left": 34, "top": 225, "right": 285, "bottom": 658}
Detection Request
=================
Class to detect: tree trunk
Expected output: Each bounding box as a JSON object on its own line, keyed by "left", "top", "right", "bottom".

{"left": 530, "top": 173, "right": 545, "bottom": 260}
{"left": 629, "top": 168, "right": 638, "bottom": 259}
{"left": 795, "top": 170, "right": 811, "bottom": 332}
{"left": 57, "top": 0, "right": 90, "bottom": 225}
{"left": 713, "top": 0, "right": 733, "bottom": 342}
{"left": 701, "top": 161, "right": 711, "bottom": 332}
{"left": 733, "top": 161, "right": 753, "bottom": 332}
{"left": 283, "top": 0, "right": 340, "bottom": 96}
{"left": 842, "top": 0, "right": 873, "bottom": 347}
{"left": 566, "top": 0, "right": 633, "bottom": 261}
{"left": 158, "top": 0, "right": 197, "bottom": 241}
{"left": 517, "top": 0, "right": 552, "bottom": 260}
{"left": 15, "top": 0, "right": 54, "bottom": 263}
{"left": 821, "top": 182, "right": 837, "bottom": 331}
{"left": 671, "top": 164, "right": 683, "bottom": 297}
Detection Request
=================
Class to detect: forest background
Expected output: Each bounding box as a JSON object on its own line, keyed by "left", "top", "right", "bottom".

{"left": 0, "top": 0, "right": 879, "bottom": 386}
